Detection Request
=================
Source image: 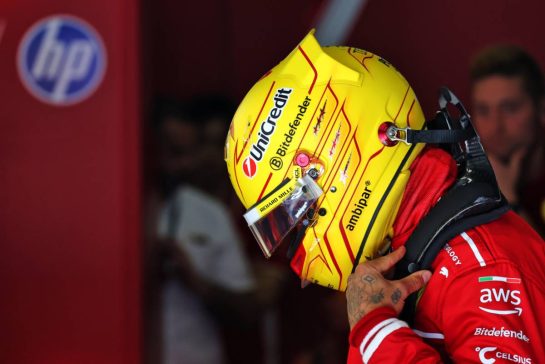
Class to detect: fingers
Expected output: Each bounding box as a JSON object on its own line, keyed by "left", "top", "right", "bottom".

{"left": 398, "top": 270, "right": 432, "bottom": 298}
{"left": 510, "top": 144, "right": 529, "bottom": 172}
{"left": 347, "top": 254, "right": 433, "bottom": 321}
{"left": 364, "top": 245, "right": 407, "bottom": 274}
{"left": 513, "top": 146, "right": 529, "bottom": 160}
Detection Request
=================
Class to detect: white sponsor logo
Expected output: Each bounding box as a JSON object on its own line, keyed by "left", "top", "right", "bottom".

{"left": 243, "top": 88, "right": 292, "bottom": 178}
{"left": 479, "top": 288, "right": 522, "bottom": 316}
{"left": 479, "top": 307, "right": 522, "bottom": 316}
{"left": 248, "top": 88, "right": 292, "bottom": 162}
{"left": 480, "top": 288, "right": 521, "bottom": 305}
{"left": 475, "top": 346, "right": 532, "bottom": 364}
{"left": 443, "top": 243, "right": 462, "bottom": 265}
{"left": 17, "top": 15, "right": 106, "bottom": 106}
{"left": 474, "top": 327, "right": 530, "bottom": 343}
{"left": 477, "top": 347, "right": 497, "bottom": 364}
{"left": 439, "top": 266, "right": 449, "bottom": 278}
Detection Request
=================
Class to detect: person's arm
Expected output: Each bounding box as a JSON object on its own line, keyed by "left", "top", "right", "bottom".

{"left": 347, "top": 307, "right": 442, "bottom": 363}
{"left": 345, "top": 246, "right": 441, "bottom": 363}
{"left": 161, "top": 238, "right": 260, "bottom": 326}
{"left": 346, "top": 245, "right": 543, "bottom": 363}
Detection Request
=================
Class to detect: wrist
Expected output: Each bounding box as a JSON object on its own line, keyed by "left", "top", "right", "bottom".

{"left": 349, "top": 306, "right": 398, "bottom": 347}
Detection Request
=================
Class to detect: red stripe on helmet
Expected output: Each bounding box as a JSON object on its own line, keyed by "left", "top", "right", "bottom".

{"left": 406, "top": 99, "right": 415, "bottom": 128}
{"left": 313, "top": 82, "right": 340, "bottom": 157}
{"left": 339, "top": 220, "right": 356, "bottom": 262}
{"left": 256, "top": 172, "right": 273, "bottom": 202}
{"left": 233, "top": 141, "right": 247, "bottom": 205}
{"left": 298, "top": 45, "right": 318, "bottom": 94}
{"left": 393, "top": 86, "right": 410, "bottom": 122}
{"left": 320, "top": 134, "right": 362, "bottom": 263}
{"left": 259, "top": 69, "right": 272, "bottom": 80}
{"left": 320, "top": 102, "right": 353, "bottom": 191}
{"left": 317, "top": 98, "right": 343, "bottom": 158}
{"left": 347, "top": 47, "right": 373, "bottom": 73}
{"left": 304, "top": 228, "right": 333, "bottom": 279}
{"left": 323, "top": 234, "right": 343, "bottom": 288}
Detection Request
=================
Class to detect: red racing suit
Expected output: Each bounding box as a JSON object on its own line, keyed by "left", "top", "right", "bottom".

{"left": 347, "top": 210, "right": 545, "bottom": 363}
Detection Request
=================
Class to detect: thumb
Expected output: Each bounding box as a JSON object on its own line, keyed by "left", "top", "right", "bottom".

{"left": 399, "top": 270, "right": 432, "bottom": 297}
{"left": 510, "top": 145, "right": 529, "bottom": 173}
{"left": 366, "top": 245, "right": 407, "bottom": 273}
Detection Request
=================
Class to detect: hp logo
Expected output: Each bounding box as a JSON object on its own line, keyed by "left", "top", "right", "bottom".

{"left": 17, "top": 15, "right": 107, "bottom": 106}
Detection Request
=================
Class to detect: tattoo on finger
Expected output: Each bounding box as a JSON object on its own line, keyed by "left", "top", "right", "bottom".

{"left": 370, "top": 288, "right": 384, "bottom": 304}
{"left": 391, "top": 288, "right": 402, "bottom": 304}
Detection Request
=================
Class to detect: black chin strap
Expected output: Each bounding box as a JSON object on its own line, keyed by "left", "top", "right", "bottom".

{"left": 385, "top": 87, "right": 477, "bottom": 146}
{"left": 387, "top": 125, "right": 475, "bottom": 145}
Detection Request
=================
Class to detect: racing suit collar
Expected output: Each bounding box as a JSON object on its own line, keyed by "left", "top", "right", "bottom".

{"left": 391, "top": 146, "right": 457, "bottom": 250}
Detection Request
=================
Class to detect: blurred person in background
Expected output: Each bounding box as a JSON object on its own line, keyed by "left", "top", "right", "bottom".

{"left": 470, "top": 45, "right": 545, "bottom": 236}
{"left": 186, "top": 94, "right": 289, "bottom": 364}
{"left": 151, "top": 98, "right": 259, "bottom": 364}
{"left": 188, "top": 94, "right": 237, "bottom": 205}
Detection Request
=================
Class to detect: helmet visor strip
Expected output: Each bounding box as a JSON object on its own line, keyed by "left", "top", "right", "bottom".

{"left": 244, "top": 175, "right": 323, "bottom": 258}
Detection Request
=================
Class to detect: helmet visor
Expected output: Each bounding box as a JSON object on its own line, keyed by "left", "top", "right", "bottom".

{"left": 244, "top": 175, "right": 323, "bottom": 258}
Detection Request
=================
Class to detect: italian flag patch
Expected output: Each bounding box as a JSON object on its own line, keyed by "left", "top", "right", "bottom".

{"left": 478, "top": 276, "right": 521, "bottom": 284}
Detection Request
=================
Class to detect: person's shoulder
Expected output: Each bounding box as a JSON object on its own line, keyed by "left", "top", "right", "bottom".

{"left": 175, "top": 184, "right": 226, "bottom": 211}
{"left": 476, "top": 210, "right": 545, "bottom": 254}
{"left": 435, "top": 211, "right": 545, "bottom": 284}
{"left": 172, "top": 184, "right": 238, "bottom": 233}
{"left": 432, "top": 229, "right": 493, "bottom": 276}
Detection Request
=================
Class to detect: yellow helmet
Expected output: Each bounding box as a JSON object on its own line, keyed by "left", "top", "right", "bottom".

{"left": 224, "top": 30, "right": 426, "bottom": 291}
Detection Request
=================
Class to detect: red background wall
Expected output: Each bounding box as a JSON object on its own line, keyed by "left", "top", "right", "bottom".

{"left": 146, "top": 0, "right": 545, "bottom": 119}
{"left": 0, "top": 0, "right": 141, "bottom": 363}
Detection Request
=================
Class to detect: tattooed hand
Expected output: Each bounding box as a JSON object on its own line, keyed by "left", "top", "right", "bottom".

{"left": 346, "top": 246, "right": 432, "bottom": 329}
